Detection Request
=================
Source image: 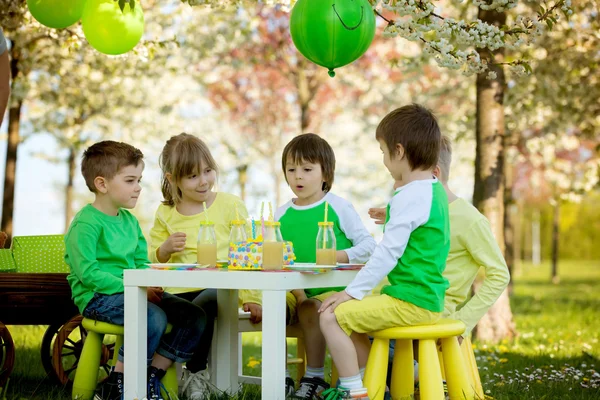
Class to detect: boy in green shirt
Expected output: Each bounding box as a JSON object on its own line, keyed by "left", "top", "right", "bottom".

{"left": 275, "top": 133, "right": 376, "bottom": 397}
{"left": 319, "top": 104, "right": 450, "bottom": 399}
{"left": 65, "top": 141, "right": 206, "bottom": 400}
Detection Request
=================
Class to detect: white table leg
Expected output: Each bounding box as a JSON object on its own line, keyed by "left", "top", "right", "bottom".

{"left": 215, "top": 289, "right": 239, "bottom": 393}
{"left": 262, "top": 290, "right": 287, "bottom": 399}
{"left": 124, "top": 286, "right": 147, "bottom": 400}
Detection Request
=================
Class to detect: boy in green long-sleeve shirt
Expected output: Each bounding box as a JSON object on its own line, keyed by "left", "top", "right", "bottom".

{"left": 65, "top": 141, "right": 205, "bottom": 400}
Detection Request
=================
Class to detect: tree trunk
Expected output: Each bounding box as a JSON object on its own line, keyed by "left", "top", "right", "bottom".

{"left": 1, "top": 42, "right": 21, "bottom": 248}
{"left": 1, "top": 101, "right": 22, "bottom": 247}
{"left": 297, "top": 58, "right": 311, "bottom": 133}
{"left": 503, "top": 148, "right": 515, "bottom": 294}
{"left": 472, "top": 8, "right": 516, "bottom": 343}
{"left": 551, "top": 200, "right": 560, "bottom": 284}
{"left": 64, "top": 147, "right": 76, "bottom": 233}
{"left": 532, "top": 209, "right": 541, "bottom": 265}
{"left": 237, "top": 164, "right": 248, "bottom": 202}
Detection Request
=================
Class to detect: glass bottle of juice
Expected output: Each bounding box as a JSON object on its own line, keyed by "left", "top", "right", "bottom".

{"left": 197, "top": 221, "right": 217, "bottom": 267}
{"left": 316, "top": 222, "right": 337, "bottom": 265}
{"left": 262, "top": 221, "right": 283, "bottom": 270}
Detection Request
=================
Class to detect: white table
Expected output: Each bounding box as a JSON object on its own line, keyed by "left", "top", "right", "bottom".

{"left": 123, "top": 268, "right": 358, "bottom": 400}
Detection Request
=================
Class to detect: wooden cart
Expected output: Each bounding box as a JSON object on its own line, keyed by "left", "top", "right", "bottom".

{"left": 0, "top": 235, "right": 114, "bottom": 395}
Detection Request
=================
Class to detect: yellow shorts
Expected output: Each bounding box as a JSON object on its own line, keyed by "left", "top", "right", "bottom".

{"left": 334, "top": 294, "right": 440, "bottom": 336}
{"left": 309, "top": 291, "right": 338, "bottom": 303}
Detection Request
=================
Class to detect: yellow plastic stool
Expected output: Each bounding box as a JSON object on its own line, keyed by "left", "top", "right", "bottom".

{"left": 364, "top": 319, "right": 474, "bottom": 400}
{"left": 72, "top": 318, "right": 178, "bottom": 400}
{"left": 461, "top": 337, "right": 484, "bottom": 399}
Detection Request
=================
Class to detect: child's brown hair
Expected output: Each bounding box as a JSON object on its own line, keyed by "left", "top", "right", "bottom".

{"left": 281, "top": 133, "right": 336, "bottom": 192}
{"left": 160, "top": 133, "right": 219, "bottom": 206}
{"left": 81, "top": 141, "right": 144, "bottom": 193}
{"left": 376, "top": 104, "right": 441, "bottom": 171}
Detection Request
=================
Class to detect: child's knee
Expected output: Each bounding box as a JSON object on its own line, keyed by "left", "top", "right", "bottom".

{"left": 298, "top": 299, "right": 320, "bottom": 323}
{"left": 148, "top": 305, "right": 168, "bottom": 335}
{"left": 319, "top": 308, "right": 337, "bottom": 329}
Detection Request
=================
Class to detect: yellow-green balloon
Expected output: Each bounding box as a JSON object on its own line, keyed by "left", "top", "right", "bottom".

{"left": 27, "top": 0, "right": 85, "bottom": 29}
{"left": 290, "top": 0, "right": 376, "bottom": 77}
{"left": 82, "top": 0, "right": 144, "bottom": 55}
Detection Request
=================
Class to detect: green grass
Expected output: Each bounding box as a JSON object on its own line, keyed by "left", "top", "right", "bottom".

{"left": 2, "top": 260, "right": 599, "bottom": 399}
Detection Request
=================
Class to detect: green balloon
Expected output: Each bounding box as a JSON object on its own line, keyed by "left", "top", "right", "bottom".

{"left": 82, "top": 0, "right": 144, "bottom": 55}
{"left": 27, "top": 0, "right": 85, "bottom": 29}
{"left": 290, "top": 0, "right": 376, "bottom": 77}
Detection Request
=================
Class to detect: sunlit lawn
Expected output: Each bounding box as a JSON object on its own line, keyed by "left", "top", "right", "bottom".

{"left": 2, "top": 260, "right": 599, "bottom": 399}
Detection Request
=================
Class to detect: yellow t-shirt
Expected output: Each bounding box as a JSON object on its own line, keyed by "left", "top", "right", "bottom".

{"left": 443, "top": 198, "right": 510, "bottom": 334}
{"left": 148, "top": 192, "right": 261, "bottom": 304}
{"left": 373, "top": 198, "right": 510, "bottom": 335}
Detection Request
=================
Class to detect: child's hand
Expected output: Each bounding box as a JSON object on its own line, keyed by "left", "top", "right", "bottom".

{"left": 318, "top": 290, "right": 353, "bottom": 313}
{"left": 147, "top": 287, "right": 164, "bottom": 305}
{"left": 157, "top": 232, "right": 187, "bottom": 262}
{"left": 368, "top": 207, "right": 387, "bottom": 225}
{"left": 243, "top": 302, "right": 263, "bottom": 324}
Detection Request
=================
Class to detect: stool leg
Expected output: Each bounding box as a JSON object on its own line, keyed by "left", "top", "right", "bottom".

{"left": 111, "top": 335, "right": 124, "bottom": 367}
{"left": 462, "top": 339, "right": 484, "bottom": 399}
{"left": 72, "top": 331, "right": 103, "bottom": 400}
{"left": 364, "top": 338, "right": 388, "bottom": 400}
{"left": 441, "top": 337, "right": 473, "bottom": 400}
{"left": 297, "top": 337, "right": 306, "bottom": 384}
{"left": 162, "top": 364, "right": 178, "bottom": 399}
{"left": 418, "top": 339, "right": 444, "bottom": 400}
{"left": 390, "top": 339, "right": 414, "bottom": 400}
{"left": 330, "top": 359, "right": 339, "bottom": 388}
{"left": 438, "top": 347, "right": 446, "bottom": 381}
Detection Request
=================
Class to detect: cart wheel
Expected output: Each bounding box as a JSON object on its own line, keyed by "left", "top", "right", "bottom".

{"left": 0, "top": 322, "right": 15, "bottom": 390}
{"left": 51, "top": 315, "right": 115, "bottom": 386}
{"left": 41, "top": 322, "right": 63, "bottom": 381}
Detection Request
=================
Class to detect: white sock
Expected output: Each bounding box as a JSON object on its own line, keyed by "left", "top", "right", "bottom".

{"left": 359, "top": 367, "right": 366, "bottom": 380}
{"left": 339, "top": 374, "right": 363, "bottom": 390}
{"left": 414, "top": 360, "right": 419, "bottom": 383}
{"left": 305, "top": 366, "right": 325, "bottom": 379}
{"left": 286, "top": 368, "right": 291, "bottom": 379}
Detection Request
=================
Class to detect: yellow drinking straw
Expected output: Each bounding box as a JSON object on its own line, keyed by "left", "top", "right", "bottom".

{"left": 323, "top": 202, "right": 329, "bottom": 248}
{"left": 268, "top": 201, "right": 273, "bottom": 221}
{"left": 203, "top": 201, "right": 209, "bottom": 223}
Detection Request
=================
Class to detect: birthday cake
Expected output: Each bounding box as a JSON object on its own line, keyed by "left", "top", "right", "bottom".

{"left": 229, "top": 241, "right": 295, "bottom": 269}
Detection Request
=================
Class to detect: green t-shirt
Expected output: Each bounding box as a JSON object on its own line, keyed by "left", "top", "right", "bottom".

{"left": 276, "top": 192, "right": 376, "bottom": 297}
{"left": 65, "top": 204, "right": 150, "bottom": 313}
{"left": 345, "top": 178, "right": 450, "bottom": 312}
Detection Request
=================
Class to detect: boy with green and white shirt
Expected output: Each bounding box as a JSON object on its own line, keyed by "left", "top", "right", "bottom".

{"left": 276, "top": 133, "right": 376, "bottom": 398}
{"left": 318, "top": 104, "right": 450, "bottom": 399}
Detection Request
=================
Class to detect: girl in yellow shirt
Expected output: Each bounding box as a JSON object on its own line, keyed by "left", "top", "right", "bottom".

{"left": 148, "top": 132, "right": 260, "bottom": 399}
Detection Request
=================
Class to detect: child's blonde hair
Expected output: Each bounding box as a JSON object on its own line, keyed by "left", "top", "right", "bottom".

{"left": 160, "top": 133, "right": 219, "bottom": 206}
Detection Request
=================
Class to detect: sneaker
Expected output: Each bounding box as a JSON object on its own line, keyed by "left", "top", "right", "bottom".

{"left": 181, "top": 367, "right": 212, "bottom": 400}
{"left": 320, "top": 387, "right": 369, "bottom": 400}
{"left": 293, "top": 376, "right": 330, "bottom": 399}
{"left": 94, "top": 371, "right": 124, "bottom": 400}
{"left": 147, "top": 366, "right": 169, "bottom": 400}
{"left": 285, "top": 377, "right": 296, "bottom": 398}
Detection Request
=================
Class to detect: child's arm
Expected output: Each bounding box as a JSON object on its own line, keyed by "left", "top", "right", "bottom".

{"left": 292, "top": 289, "right": 307, "bottom": 304}
{"left": 452, "top": 219, "right": 510, "bottom": 334}
{"left": 345, "top": 190, "right": 430, "bottom": 300}
{"left": 66, "top": 222, "right": 124, "bottom": 293}
{"left": 134, "top": 223, "right": 151, "bottom": 270}
{"left": 336, "top": 201, "right": 377, "bottom": 264}
{"left": 148, "top": 210, "right": 186, "bottom": 263}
